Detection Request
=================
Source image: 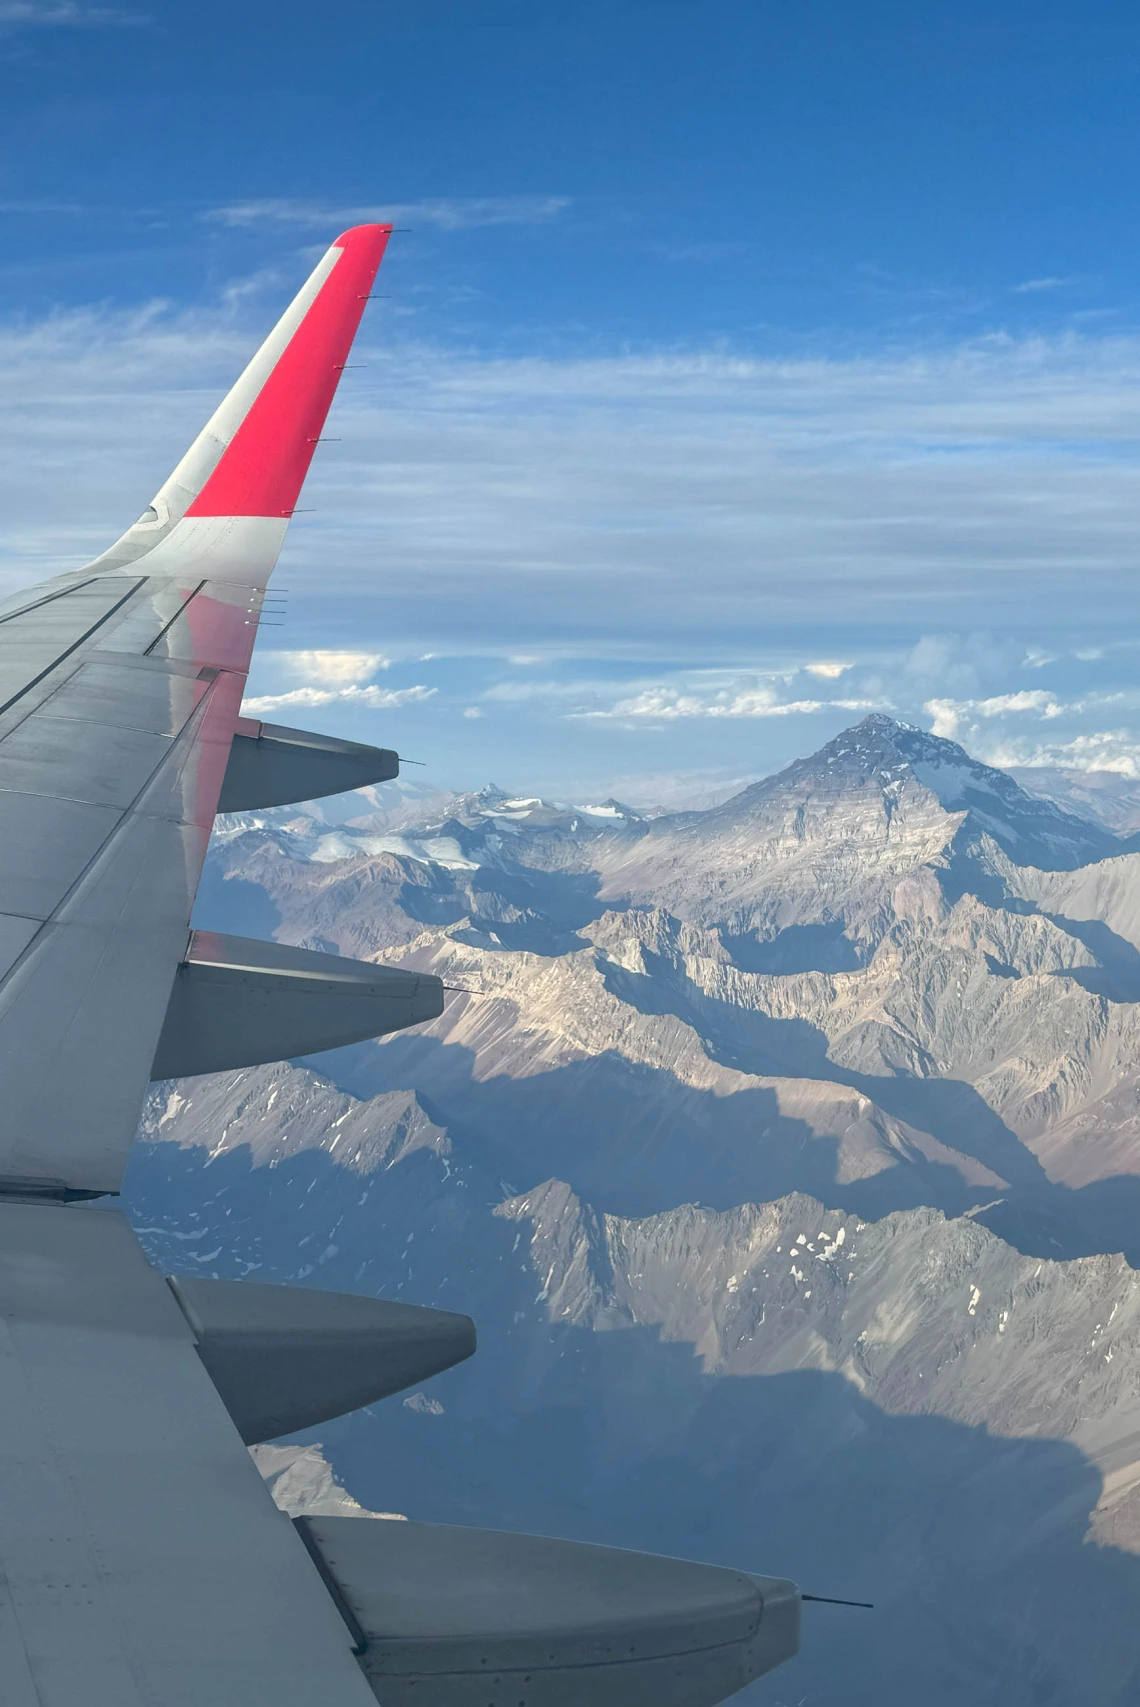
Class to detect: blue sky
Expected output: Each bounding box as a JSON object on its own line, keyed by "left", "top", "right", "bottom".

{"left": 4, "top": 0, "right": 1140, "bottom": 800}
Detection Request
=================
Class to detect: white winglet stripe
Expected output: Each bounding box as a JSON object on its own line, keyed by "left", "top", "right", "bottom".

{"left": 88, "top": 244, "right": 343, "bottom": 573}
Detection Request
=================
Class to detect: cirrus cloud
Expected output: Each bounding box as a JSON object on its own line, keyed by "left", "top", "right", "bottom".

{"left": 241, "top": 684, "right": 435, "bottom": 716}
{"left": 578, "top": 682, "right": 886, "bottom": 722}
{"left": 7, "top": 290, "right": 1140, "bottom": 790}
{"left": 205, "top": 196, "right": 570, "bottom": 233}
{"left": 0, "top": 0, "right": 146, "bottom": 28}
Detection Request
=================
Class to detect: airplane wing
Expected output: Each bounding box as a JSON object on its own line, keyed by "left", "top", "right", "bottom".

{"left": 0, "top": 229, "right": 802, "bottom": 1705}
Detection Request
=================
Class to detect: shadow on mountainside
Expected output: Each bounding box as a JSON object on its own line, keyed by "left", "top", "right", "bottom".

{"left": 398, "top": 865, "right": 615, "bottom": 958}
{"left": 1041, "top": 912, "right": 1140, "bottom": 1002}
{"left": 189, "top": 850, "right": 1140, "bottom": 1261}
{"left": 316, "top": 1025, "right": 1140, "bottom": 1266}
{"left": 597, "top": 956, "right": 1053, "bottom": 1189}
{"left": 122, "top": 1135, "right": 1140, "bottom": 1707}
{"left": 191, "top": 867, "right": 282, "bottom": 938}
{"left": 941, "top": 850, "right": 1140, "bottom": 1002}
{"left": 720, "top": 920, "right": 867, "bottom": 974}
{"left": 598, "top": 955, "right": 1140, "bottom": 1265}
{"left": 310, "top": 1033, "right": 1029, "bottom": 1224}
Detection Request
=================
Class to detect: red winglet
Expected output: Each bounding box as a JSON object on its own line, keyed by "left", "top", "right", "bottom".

{"left": 186, "top": 224, "right": 392, "bottom": 520}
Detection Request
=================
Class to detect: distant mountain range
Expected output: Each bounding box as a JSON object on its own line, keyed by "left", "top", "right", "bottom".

{"left": 1010, "top": 764, "right": 1140, "bottom": 835}
{"left": 126, "top": 715, "right": 1140, "bottom": 1706}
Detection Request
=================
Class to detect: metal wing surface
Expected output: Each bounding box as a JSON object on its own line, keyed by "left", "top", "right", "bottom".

{"left": 0, "top": 223, "right": 411, "bottom": 1198}
{"left": 0, "top": 226, "right": 410, "bottom": 1707}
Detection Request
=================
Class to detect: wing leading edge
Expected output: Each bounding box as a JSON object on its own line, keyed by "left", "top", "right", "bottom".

{"left": 0, "top": 231, "right": 805, "bottom": 1707}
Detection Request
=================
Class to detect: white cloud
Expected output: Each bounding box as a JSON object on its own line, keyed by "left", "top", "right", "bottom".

{"left": 580, "top": 682, "right": 885, "bottom": 722}
{"left": 985, "top": 731, "right": 1140, "bottom": 779}
{"left": 12, "top": 305, "right": 1140, "bottom": 655}
{"left": 8, "top": 291, "right": 1140, "bottom": 787}
{"left": 592, "top": 689, "right": 720, "bottom": 721}
{"left": 205, "top": 196, "right": 570, "bottom": 233}
{"left": 462, "top": 706, "right": 482, "bottom": 719}
{"left": 925, "top": 689, "right": 1064, "bottom": 740}
{"left": 976, "top": 690, "right": 1064, "bottom": 717}
{"left": 279, "top": 650, "right": 389, "bottom": 685}
{"left": 241, "top": 684, "right": 435, "bottom": 716}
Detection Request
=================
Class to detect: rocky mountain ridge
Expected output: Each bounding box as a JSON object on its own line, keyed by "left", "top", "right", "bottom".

{"left": 128, "top": 716, "right": 1140, "bottom": 1705}
{"left": 129, "top": 1058, "right": 1140, "bottom": 1706}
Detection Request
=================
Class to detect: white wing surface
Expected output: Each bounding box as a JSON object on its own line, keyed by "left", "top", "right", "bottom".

{"left": 0, "top": 229, "right": 803, "bottom": 1706}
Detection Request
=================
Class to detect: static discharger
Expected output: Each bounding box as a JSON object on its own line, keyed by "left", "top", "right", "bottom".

{"left": 803, "top": 1594, "right": 874, "bottom": 1609}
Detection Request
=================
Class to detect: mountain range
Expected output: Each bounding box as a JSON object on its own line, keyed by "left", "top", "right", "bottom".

{"left": 124, "top": 714, "right": 1140, "bottom": 1705}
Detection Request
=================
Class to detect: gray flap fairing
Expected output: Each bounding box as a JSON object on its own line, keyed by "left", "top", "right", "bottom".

{"left": 169, "top": 1275, "right": 476, "bottom": 1443}
{"left": 151, "top": 930, "right": 444, "bottom": 1079}
{"left": 296, "top": 1516, "right": 801, "bottom": 1707}
{"left": 219, "top": 718, "right": 400, "bottom": 813}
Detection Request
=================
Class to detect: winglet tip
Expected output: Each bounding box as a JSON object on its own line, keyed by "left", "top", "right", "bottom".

{"left": 333, "top": 221, "right": 395, "bottom": 250}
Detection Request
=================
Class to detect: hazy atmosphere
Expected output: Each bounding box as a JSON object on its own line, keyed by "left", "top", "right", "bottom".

{"left": 5, "top": 1, "right": 1140, "bottom": 796}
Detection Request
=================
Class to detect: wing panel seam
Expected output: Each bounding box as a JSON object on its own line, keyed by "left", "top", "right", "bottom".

{"left": 0, "top": 579, "right": 146, "bottom": 719}
{"left": 142, "top": 581, "right": 207, "bottom": 656}
{"left": 0, "top": 574, "right": 103, "bottom": 628}
{"left": 0, "top": 681, "right": 228, "bottom": 993}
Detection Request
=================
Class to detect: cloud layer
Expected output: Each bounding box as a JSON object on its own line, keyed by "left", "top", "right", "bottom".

{"left": 4, "top": 288, "right": 1140, "bottom": 788}
{"left": 241, "top": 684, "right": 435, "bottom": 718}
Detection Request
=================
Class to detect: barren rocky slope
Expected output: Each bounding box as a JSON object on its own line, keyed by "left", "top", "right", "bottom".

{"left": 125, "top": 717, "right": 1140, "bottom": 1705}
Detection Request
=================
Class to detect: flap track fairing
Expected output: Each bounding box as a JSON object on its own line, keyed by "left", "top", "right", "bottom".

{"left": 168, "top": 1276, "right": 475, "bottom": 1443}
{"left": 294, "top": 1516, "right": 801, "bottom": 1706}
{"left": 151, "top": 931, "right": 443, "bottom": 1080}
{"left": 218, "top": 718, "right": 400, "bottom": 814}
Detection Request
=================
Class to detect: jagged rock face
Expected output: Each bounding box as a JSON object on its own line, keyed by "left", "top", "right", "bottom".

{"left": 197, "top": 717, "right": 1140, "bottom": 1252}
{"left": 128, "top": 717, "right": 1140, "bottom": 1706}
{"left": 590, "top": 715, "right": 1120, "bottom": 940}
